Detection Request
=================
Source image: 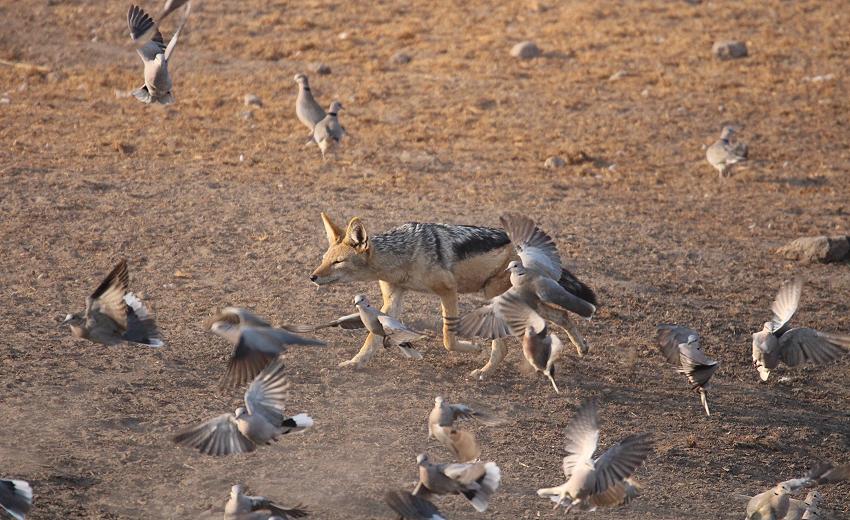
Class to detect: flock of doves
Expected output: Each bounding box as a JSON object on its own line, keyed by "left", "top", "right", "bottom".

{"left": 0, "top": 1, "right": 847, "bottom": 519}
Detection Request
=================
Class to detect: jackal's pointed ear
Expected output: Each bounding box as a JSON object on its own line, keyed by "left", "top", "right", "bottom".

{"left": 321, "top": 212, "right": 343, "bottom": 245}
{"left": 344, "top": 217, "right": 369, "bottom": 252}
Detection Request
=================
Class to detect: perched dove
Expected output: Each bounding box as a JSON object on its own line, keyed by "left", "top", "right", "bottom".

{"left": 706, "top": 126, "right": 747, "bottom": 178}
{"left": 61, "top": 259, "right": 163, "bottom": 347}
{"left": 412, "top": 453, "right": 501, "bottom": 512}
{"left": 173, "top": 359, "right": 312, "bottom": 455}
{"left": 224, "top": 484, "right": 308, "bottom": 520}
{"left": 309, "top": 101, "right": 345, "bottom": 160}
{"left": 127, "top": 2, "right": 191, "bottom": 104}
{"left": 384, "top": 490, "right": 445, "bottom": 520}
{"left": 537, "top": 399, "right": 652, "bottom": 512}
{"left": 752, "top": 278, "right": 850, "bottom": 381}
{"left": 294, "top": 74, "right": 326, "bottom": 134}
{"left": 0, "top": 479, "right": 32, "bottom": 520}
{"left": 307, "top": 295, "right": 425, "bottom": 359}
{"left": 207, "top": 307, "right": 324, "bottom": 388}
{"left": 745, "top": 463, "right": 849, "bottom": 520}
{"left": 655, "top": 325, "right": 720, "bottom": 416}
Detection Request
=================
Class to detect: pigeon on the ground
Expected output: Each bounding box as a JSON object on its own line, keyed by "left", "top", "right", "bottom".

{"left": 655, "top": 324, "right": 720, "bottom": 415}
{"left": 173, "top": 359, "right": 312, "bottom": 456}
{"left": 61, "top": 259, "right": 163, "bottom": 347}
{"left": 752, "top": 278, "right": 850, "bottom": 381}
{"left": 223, "top": 484, "right": 308, "bottom": 520}
{"left": 745, "top": 463, "right": 849, "bottom": 520}
{"left": 309, "top": 101, "right": 345, "bottom": 160}
{"left": 294, "top": 74, "right": 325, "bottom": 134}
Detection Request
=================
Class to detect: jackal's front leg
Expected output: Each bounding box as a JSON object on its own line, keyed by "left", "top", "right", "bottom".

{"left": 469, "top": 338, "right": 508, "bottom": 380}
{"left": 339, "top": 281, "right": 406, "bottom": 368}
{"left": 437, "top": 289, "right": 480, "bottom": 354}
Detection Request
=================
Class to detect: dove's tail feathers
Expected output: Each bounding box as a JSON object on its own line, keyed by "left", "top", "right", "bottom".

{"left": 132, "top": 85, "right": 152, "bottom": 103}
{"left": 558, "top": 268, "right": 598, "bottom": 307}
{"left": 464, "top": 462, "right": 501, "bottom": 512}
{"left": 398, "top": 343, "right": 424, "bottom": 360}
{"left": 123, "top": 293, "right": 164, "bottom": 347}
{"left": 281, "top": 413, "right": 313, "bottom": 434}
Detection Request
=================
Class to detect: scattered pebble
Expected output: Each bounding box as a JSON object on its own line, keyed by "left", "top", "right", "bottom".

{"left": 239, "top": 110, "right": 254, "bottom": 121}
{"left": 510, "top": 41, "right": 541, "bottom": 60}
{"left": 312, "top": 62, "right": 331, "bottom": 75}
{"left": 802, "top": 74, "right": 835, "bottom": 83}
{"left": 712, "top": 40, "right": 748, "bottom": 60}
{"left": 608, "top": 70, "right": 629, "bottom": 81}
{"left": 390, "top": 52, "right": 412, "bottom": 65}
{"left": 544, "top": 156, "right": 566, "bottom": 169}
{"left": 0, "top": 96, "right": 10, "bottom": 105}
{"left": 243, "top": 94, "right": 263, "bottom": 107}
{"left": 337, "top": 31, "right": 349, "bottom": 40}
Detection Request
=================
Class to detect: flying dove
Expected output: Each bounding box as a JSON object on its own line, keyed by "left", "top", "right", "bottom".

{"left": 384, "top": 490, "right": 445, "bottom": 520}
{"left": 537, "top": 399, "right": 652, "bottom": 512}
{"left": 224, "top": 484, "right": 308, "bottom": 520}
{"left": 706, "top": 126, "right": 748, "bottom": 178}
{"left": 412, "top": 453, "right": 501, "bottom": 512}
{"left": 127, "top": 2, "right": 191, "bottom": 105}
{"left": 427, "top": 397, "right": 502, "bottom": 434}
{"left": 61, "top": 259, "right": 163, "bottom": 347}
{"left": 207, "top": 307, "right": 324, "bottom": 388}
{"left": 173, "top": 359, "right": 312, "bottom": 456}
{"left": 294, "top": 74, "right": 326, "bottom": 134}
{"left": 0, "top": 479, "right": 31, "bottom": 520}
{"left": 655, "top": 325, "right": 720, "bottom": 416}
{"left": 752, "top": 278, "right": 850, "bottom": 381}
{"left": 499, "top": 213, "right": 563, "bottom": 280}
{"left": 307, "top": 295, "right": 425, "bottom": 359}
{"left": 745, "top": 463, "right": 850, "bottom": 520}
{"left": 309, "top": 101, "right": 345, "bottom": 160}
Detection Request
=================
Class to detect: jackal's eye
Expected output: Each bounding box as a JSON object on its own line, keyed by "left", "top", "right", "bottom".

{"left": 332, "top": 259, "right": 345, "bottom": 265}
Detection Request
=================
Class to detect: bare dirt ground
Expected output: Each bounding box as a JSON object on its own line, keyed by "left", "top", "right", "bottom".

{"left": 1, "top": 0, "right": 849, "bottom": 518}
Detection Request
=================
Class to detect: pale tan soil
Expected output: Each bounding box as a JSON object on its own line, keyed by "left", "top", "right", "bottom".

{"left": 1, "top": 0, "right": 848, "bottom": 518}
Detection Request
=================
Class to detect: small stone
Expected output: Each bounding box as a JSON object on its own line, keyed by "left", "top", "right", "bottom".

{"left": 390, "top": 52, "right": 412, "bottom": 65}
{"left": 510, "top": 41, "right": 541, "bottom": 60}
{"left": 608, "top": 70, "right": 628, "bottom": 81}
{"left": 46, "top": 71, "right": 66, "bottom": 84}
{"left": 239, "top": 110, "right": 254, "bottom": 121}
{"left": 243, "top": 94, "right": 262, "bottom": 107}
{"left": 0, "top": 96, "right": 9, "bottom": 105}
{"left": 544, "top": 156, "right": 566, "bottom": 169}
{"left": 777, "top": 236, "right": 850, "bottom": 264}
{"left": 312, "top": 62, "right": 331, "bottom": 75}
{"left": 712, "top": 40, "right": 748, "bottom": 60}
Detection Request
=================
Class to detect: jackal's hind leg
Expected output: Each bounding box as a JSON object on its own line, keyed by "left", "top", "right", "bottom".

{"left": 339, "top": 282, "right": 406, "bottom": 368}
{"left": 469, "top": 338, "right": 508, "bottom": 380}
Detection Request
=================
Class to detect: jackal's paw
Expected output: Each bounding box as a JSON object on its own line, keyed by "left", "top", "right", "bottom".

{"left": 469, "top": 366, "right": 493, "bottom": 380}
{"left": 338, "top": 358, "right": 365, "bottom": 370}
{"left": 448, "top": 340, "right": 481, "bottom": 353}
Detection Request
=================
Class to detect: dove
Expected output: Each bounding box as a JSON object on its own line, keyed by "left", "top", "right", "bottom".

{"left": 60, "top": 259, "right": 163, "bottom": 347}
{"left": 173, "top": 359, "right": 312, "bottom": 456}
{"left": 745, "top": 464, "right": 850, "bottom": 520}
{"left": 706, "top": 126, "right": 748, "bottom": 178}
{"left": 412, "top": 453, "right": 501, "bottom": 513}
{"left": 294, "top": 74, "right": 326, "bottom": 134}
{"left": 752, "top": 278, "right": 850, "bottom": 381}
{"left": 427, "top": 397, "right": 502, "bottom": 435}
{"left": 129, "top": 0, "right": 191, "bottom": 42}
{"left": 0, "top": 479, "right": 32, "bottom": 520}
{"left": 207, "top": 307, "right": 324, "bottom": 388}
{"left": 655, "top": 325, "right": 720, "bottom": 416}
{"left": 384, "top": 490, "right": 445, "bottom": 520}
{"left": 127, "top": 2, "right": 191, "bottom": 105}
{"left": 536, "top": 399, "right": 653, "bottom": 512}
{"left": 309, "top": 101, "right": 345, "bottom": 160}
{"left": 307, "top": 295, "right": 425, "bottom": 359}
{"left": 224, "top": 484, "right": 308, "bottom": 520}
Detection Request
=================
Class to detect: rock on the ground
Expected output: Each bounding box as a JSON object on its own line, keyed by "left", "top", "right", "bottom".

{"left": 390, "top": 52, "right": 412, "bottom": 65}
{"left": 511, "top": 41, "right": 541, "bottom": 60}
{"left": 544, "top": 156, "right": 566, "bottom": 169}
{"left": 777, "top": 236, "right": 850, "bottom": 264}
{"left": 712, "top": 40, "right": 748, "bottom": 60}
{"left": 243, "top": 94, "right": 262, "bottom": 107}
{"left": 312, "top": 62, "right": 331, "bottom": 75}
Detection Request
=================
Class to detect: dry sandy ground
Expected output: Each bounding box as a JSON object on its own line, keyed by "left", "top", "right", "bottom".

{"left": 1, "top": 0, "right": 849, "bottom": 518}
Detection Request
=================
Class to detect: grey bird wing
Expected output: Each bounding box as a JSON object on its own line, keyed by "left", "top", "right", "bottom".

{"left": 244, "top": 358, "right": 290, "bottom": 426}
{"left": 385, "top": 490, "right": 444, "bottom": 520}
{"left": 222, "top": 327, "right": 324, "bottom": 388}
{"left": 158, "top": 0, "right": 190, "bottom": 22}
{"left": 309, "top": 313, "right": 365, "bottom": 331}
{"left": 376, "top": 314, "right": 425, "bottom": 344}
{"left": 777, "top": 328, "right": 850, "bottom": 367}
{"left": 446, "top": 403, "right": 502, "bottom": 427}
{"left": 172, "top": 413, "right": 254, "bottom": 455}
{"left": 496, "top": 289, "right": 546, "bottom": 334}
{"left": 500, "top": 213, "right": 562, "bottom": 279}
{"left": 441, "top": 462, "right": 486, "bottom": 485}
{"left": 655, "top": 324, "right": 698, "bottom": 365}
{"left": 220, "top": 307, "right": 274, "bottom": 328}
{"left": 163, "top": 1, "right": 191, "bottom": 61}
{"left": 532, "top": 276, "right": 596, "bottom": 318}
{"left": 591, "top": 433, "right": 653, "bottom": 495}
{"left": 586, "top": 478, "right": 640, "bottom": 508}
{"left": 312, "top": 119, "right": 331, "bottom": 143}
{"left": 128, "top": 5, "right": 166, "bottom": 61}
{"left": 249, "top": 496, "right": 309, "bottom": 518}
{"left": 86, "top": 259, "right": 130, "bottom": 330}
{"left": 770, "top": 278, "right": 803, "bottom": 335}
{"left": 562, "top": 399, "right": 600, "bottom": 479}
{"left": 454, "top": 288, "right": 526, "bottom": 339}
{"left": 678, "top": 349, "right": 720, "bottom": 388}
{"left": 0, "top": 479, "right": 32, "bottom": 520}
